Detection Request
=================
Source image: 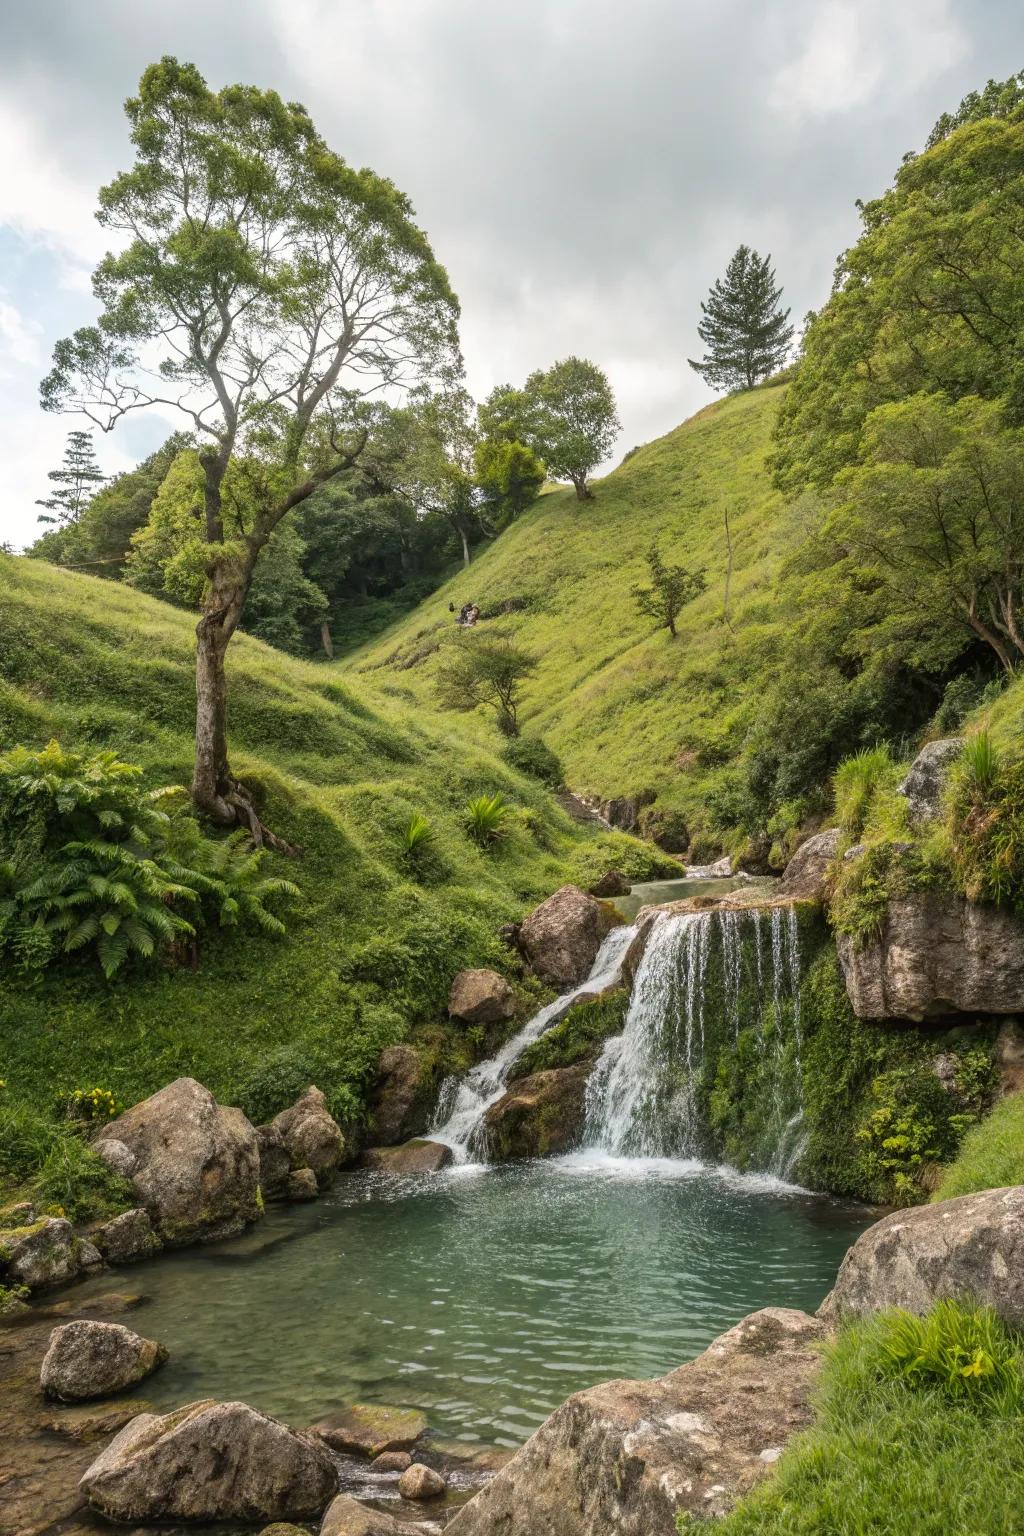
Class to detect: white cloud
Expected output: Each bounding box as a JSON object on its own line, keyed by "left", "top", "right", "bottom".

{"left": 0, "top": 295, "right": 43, "bottom": 372}
{"left": 0, "top": 98, "right": 104, "bottom": 273}
{"left": 769, "top": 0, "right": 968, "bottom": 120}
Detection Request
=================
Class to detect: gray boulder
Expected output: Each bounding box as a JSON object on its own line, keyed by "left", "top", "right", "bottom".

{"left": 41, "top": 1319, "right": 167, "bottom": 1402}
{"left": 360, "top": 1141, "right": 453, "bottom": 1175}
{"left": 482, "top": 1065, "right": 590, "bottom": 1161}
{"left": 448, "top": 969, "right": 516, "bottom": 1025}
{"left": 588, "top": 870, "right": 630, "bottom": 899}
{"left": 321, "top": 1494, "right": 423, "bottom": 1535}
{"left": 820, "top": 1185, "right": 1024, "bottom": 1325}
{"left": 93, "top": 1078, "right": 261, "bottom": 1246}
{"left": 271, "top": 1086, "right": 345, "bottom": 1183}
{"left": 398, "top": 1463, "right": 446, "bottom": 1500}
{"left": 92, "top": 1207, "right": 162, "bottom": 1265}
{"left": 837, "top": 891, "right": 1024, "bottom": 1019}
{"left": 446, "top": 1309, "right": 825, "bottom": 1534}
{"left": 898, "top": 737, "right": 963, "bottom": 825}
{"left": 79, "top": 1398, "right": 337, "bottom": 1522}
{"left": 256, "top": 1124, "right": 292, "bottom": 1200}
{"left": 519, "top": 886, "right": 618, "bottom": 988}
{"left": 308, "top": 1402, "right": 427, "bottom": 1457}
{"left": 3, "top": 1216, "right": 102, "bottom": 1292}
{"left": 779, "top": 827, "right": 841, "bottom": 902}
{"left": 367, "top": 1045, "right": 431, "bottom": 1145}
{"left": 286, "top": 1168, "right": 319, "bottom": 1201}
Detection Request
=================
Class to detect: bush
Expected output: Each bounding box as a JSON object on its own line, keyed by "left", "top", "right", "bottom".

{"left": 466, "top": 793, "right": 509, "bottom": 847}
{"left": 874, "top": 1300, "right": 1024, "bottom": 1410}
{"left": 947, "top": 739, "right": 1024, "bottom": 910}
{"left": 501, "top": 736, "right": 565, "bottom": 788}
{"left": 830, "top": 840, "right": 944, "bottom": 949}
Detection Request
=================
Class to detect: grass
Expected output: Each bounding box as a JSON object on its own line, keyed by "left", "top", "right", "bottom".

{"left": 348, "top": 388, "right": 794, "bottom": 850}
{"left": 709, "top": 1304, "right": 1024, "bottom": 1535}
{"left": 934, "top": 1093, "right": 1024, "bottom": 1201}
{"left": 0, "top": 554, "right": 672, "bottom": 1202}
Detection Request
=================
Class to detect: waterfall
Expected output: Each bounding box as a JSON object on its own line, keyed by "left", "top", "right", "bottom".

{"left": 430, "top": 924, "right": 637, "bottom": 1163}
{"left": 583, "top": 905, "right": 806, "bottom": 1176}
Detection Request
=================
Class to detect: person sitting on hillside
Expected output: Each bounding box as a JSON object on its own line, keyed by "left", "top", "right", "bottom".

{"left": 456, "top": 602, "right": 480, "bottom": 627}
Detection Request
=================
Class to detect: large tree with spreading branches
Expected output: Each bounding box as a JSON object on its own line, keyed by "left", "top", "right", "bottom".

{"left": 41, "top": 57, "right": 461, "bottom": 843}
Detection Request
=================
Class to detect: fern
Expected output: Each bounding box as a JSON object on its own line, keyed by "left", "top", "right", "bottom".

{"left": 466, "top": 792, "right": 509, "bottom": 847}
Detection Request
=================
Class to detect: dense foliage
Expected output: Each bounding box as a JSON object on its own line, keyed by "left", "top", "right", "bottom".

{"left": 479, "top": 356, "right": 620, "bottom": 500}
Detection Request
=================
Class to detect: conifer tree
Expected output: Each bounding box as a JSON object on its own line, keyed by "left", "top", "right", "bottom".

{"left": 688, "top": 246, "right": 794, "bottom": 393}
{"left": 36, "top": 430, "right": 106, "bottom": 525}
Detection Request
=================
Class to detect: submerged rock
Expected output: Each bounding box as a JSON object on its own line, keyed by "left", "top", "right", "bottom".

{"left": 92, "top": 1207, "right": 162, "bottom": 1265}
{"left": 898, "top": 737, "right": 963, "bottom": 825}
{"left": 519, "top": 885, "right": 618, "bottom": 988}
{"left": 368, "top": 1045, "right": 432, "bottom": 1145}
{"left": 3, "top": 1216, "right": 102, "bottom": 1292}
{"left": 93, "top": 1078, "right": 261, "bottom": 1246}
{"left": 360, "top": 1141, "right": 453, "bottom": 1174}
{"left": 309, "top": 1402, "right": 427, "bottom": 1457}
{"left": 779, "top": 827, "right": 841, "bottom": 902}
{"left": 271, "top": 1085, "right": 345, "bottom": 1184}
{"left": 286, "top": 1167, "right": 319, "bottom": 1201}
{"left": 482, "top": 1065, "right": 590, "bottom": 1161}
{"left": 41, "top": 1320, "right": 166, "bottom": 1402}
{"left": 321, "top": 1493, "right": 423, "bottom": 1535}
{"left": 836, "top": 892, "right": 1024, "bottom": 1019}
{"left": 446, "top": 1308, "right": 825, "bottom": 1534}
{"left": 80, "top": 1398, "right": 337, "bottom": 1521}
{"left": 449, "top": 969, "right": 516, "bottom": 1025}
{"left": 820, "top": 1185, "right": 1024, "bottom": 1325}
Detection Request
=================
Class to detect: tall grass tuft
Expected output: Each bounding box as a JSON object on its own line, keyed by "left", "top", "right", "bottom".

{"left": 400, "top": 812, "right": 435, "bottom": 860}
{"left": 466, "top": 793, "right": 509, "bottom": 847}
{"left": 833, "top": 745, "right": 898, "bottom": 840}
{"left": 961, "top": 730, "right": 999, "bottom": 799}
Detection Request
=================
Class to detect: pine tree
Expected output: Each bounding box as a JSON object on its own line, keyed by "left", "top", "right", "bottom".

{"left": 36, "top": 430, "right": 106, "bottom": 525}
{"left": 688, "top": 246, "right": 794, "bottom": 393}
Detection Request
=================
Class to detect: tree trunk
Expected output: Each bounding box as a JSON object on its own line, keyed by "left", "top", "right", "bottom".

{"left": 320, "top": 621, "right": 334, "bottom": 659}
{"left": 193, "top": 611, "right": 233, "bottom": 825}
{"left": 460, "top": 526, "right": 471, "bottom": 566}
{"left": 572, "top": 474, "right": 591, "bottom": 501}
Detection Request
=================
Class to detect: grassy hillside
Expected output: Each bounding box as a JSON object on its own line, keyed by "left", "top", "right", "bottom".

{"left": 0, "top": 556, "right": 666, "bottom": 1195}
{"left": 351, "top": 385, "right": 791, "bottom": 841}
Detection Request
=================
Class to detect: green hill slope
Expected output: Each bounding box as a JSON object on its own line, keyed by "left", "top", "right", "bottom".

{"left": 0, "top": 556, "right": 664, "bottom": 1193}
{"left": 351, "top": 385, "right": 790, "bottom": 845}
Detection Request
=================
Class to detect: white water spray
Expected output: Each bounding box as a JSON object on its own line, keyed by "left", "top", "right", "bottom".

{"left": 430, "top": 924, "right": 637, "bottom": 1162}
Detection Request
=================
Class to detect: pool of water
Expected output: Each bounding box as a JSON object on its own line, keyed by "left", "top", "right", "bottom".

{"left": 75, "top": 1156, "right": 870, "bottom": 1448}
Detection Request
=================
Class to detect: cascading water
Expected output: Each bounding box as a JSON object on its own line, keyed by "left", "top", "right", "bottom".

{"left": 430, "top": 923, "right": 637, "bottom": 1162}
{"left": 583, "top": 904, "right": 807, "bottom": 1177}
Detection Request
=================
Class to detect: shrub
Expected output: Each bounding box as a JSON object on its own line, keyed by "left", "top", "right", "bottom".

{"left": 830, "top": 840, "right": 944, "bottom": 948}
{"left": 466, "top": 793, "right": 509, "bottom": 847}
{"left": 873, "top": 1300, "right": 1024, "bottom": 1410}
{"left": 400, "top": 813, "right": 435, "bottom": 859}
{"left": 947, "top": 740, "right": 1024, "bottom": 910}
{"left": 833, "top": 745, "right": 899, "bottom": 840}
{"left": 501, "top": 735, "right": 565, "bottom": 787}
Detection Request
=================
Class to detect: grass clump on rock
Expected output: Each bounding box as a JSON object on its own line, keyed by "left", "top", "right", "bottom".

{"left": 933, "top": 1092, "right": 1024, "bottom": 1201}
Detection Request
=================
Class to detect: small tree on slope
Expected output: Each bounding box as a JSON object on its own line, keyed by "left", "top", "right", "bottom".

{"left": 40, "top": 57, "right": 460, "bottom": 843}
{"left": 36, "top": 430, "right": 106, "bottom": 525}
{"left": 632, "top": 543, "right": 707, "bottom": 639}
{"left": 689, "top": 246, "right": 794, "bottom": 393}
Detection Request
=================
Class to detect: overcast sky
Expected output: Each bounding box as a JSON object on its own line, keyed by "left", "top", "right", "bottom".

{"left": 1, "top": 0, "right": 1021, "bottom": 549}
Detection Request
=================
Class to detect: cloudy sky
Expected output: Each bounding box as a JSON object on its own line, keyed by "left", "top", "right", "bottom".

{"left": 1, "top": 0, "right": 1021, "bottom": 549}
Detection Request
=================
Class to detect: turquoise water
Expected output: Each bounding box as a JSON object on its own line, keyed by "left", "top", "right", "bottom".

{"left": 76, "top": 1156, "right": 870, "bottom": 1447}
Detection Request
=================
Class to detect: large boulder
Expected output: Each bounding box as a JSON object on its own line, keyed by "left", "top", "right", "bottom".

{"left": 598, "top": 790, "right": 655, "bottom": 832}
{"left": 2, "top": 1216, "right": 102, "bottom": 1292}
{"left": 587, "top": 870, "right": 630, "bottom": 899}
{"left": 519, "top": 886, "right": 618, "bottom": 989}
{"left": 41, "top": 1320, "right": 167, "bottom": 1402}
{"left": 482, "top": 1065, "right": 590, "bottom": 1161}
{"left": 820, "top": 1185, "right": 1024, "bottom": 1325}
{"left": 359, "top": 1140, "right": 453, "bottom": 1174}
{"left": 79, "top": 1398, "right": 337, "bottom": 1522}
{"left": 446, "top": 1309, "right": 825, "bottom": 1534}
{"left": 367, "top": 1046, "right": 432, "bottom": 1146}
{"left": 449, "top": 969, "right": 516, "bottom": 1025}
{"left": 308, "top": 1403, "right": 427, "bottom": 1457}
{"left": 836, "top": 891, "right": 1024, "bottom": 1019}
{"left": 256, "top": 1124, "right": 292, "bottom": 1200}
{"left": 898, "top": 737, "right": 963, "bottom": 825}
{"left": 271, "top": 1086, "right": 345, "bottom": 1183}
{"left": 93, "top": 1078, "right": 261, "bottom": 1246}
{"left": 321, "top": 1494, "right": 421, "bottom": 1535}
{"left": 779, "top": 827, "right": 841, "bottom": 901}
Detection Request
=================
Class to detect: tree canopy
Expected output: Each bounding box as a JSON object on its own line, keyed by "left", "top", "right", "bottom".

{"left": 479, "top": 356, "right": 619, "bottom": 501}
{"left": 689, "top": 246, "right": 793, "bottom": 393}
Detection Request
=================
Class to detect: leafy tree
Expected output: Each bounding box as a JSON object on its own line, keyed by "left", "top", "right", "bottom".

{"left": 473, "top": 437, "right": 545, "bottom": 529}
{"left": 926, "top": 69, "right": 1024, "bottom": 148}
{"left": 435, "top": 632, "right": 537, "bottom": 735}
{"left": 41, "top": 57, "right": 460, "bottom": 842}
{"left": 689, "top": 246, "right": 793, "bottom": 393}
{"left": 35, "top": 430, "right": 106, "bottom": 525}
{"left": 480, "top": 358, "right": 619, "bottom": 501}
{"left": 772, "top": 109, "right": 1024, "bottom": 494}
{"left": 367, "top": 391, "right": 485, "bottom": 566}
{"left": 824, "top": 393, "right": 1024, "bottom": 673}
{"left": 631, "top": 542, "right": 707, "bottom": 639}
